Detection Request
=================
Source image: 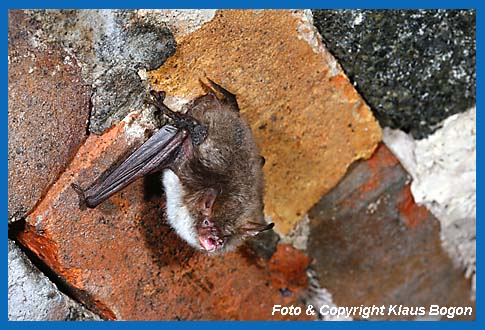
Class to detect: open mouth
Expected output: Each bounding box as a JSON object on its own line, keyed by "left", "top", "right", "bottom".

{"left": 198, "top": 236, "right": 219, "bottom": 252}
{"left": 198, "top": 225, "right": 224, "bottom": 252}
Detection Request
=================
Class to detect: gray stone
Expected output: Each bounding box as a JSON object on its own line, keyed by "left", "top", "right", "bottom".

{"left": 8, "top": 240, "right": 100, "bottom": 321}
{"left": 312, "top": 10, "right": 475, "bottom": 139}
{"left": 24, "top": 10, "right": 177, "bottom": 134}
{"left": 136, "top": 10, "right": 216, "bottom": 40}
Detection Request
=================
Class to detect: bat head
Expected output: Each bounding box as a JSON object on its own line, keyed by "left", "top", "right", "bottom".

{"left": 195, "top": 187, "right": 274, "bottom": 253}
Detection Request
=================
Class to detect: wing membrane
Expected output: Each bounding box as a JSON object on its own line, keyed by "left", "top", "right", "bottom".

{"left": 74, "top": 125, "right": 186, "bottom": 208}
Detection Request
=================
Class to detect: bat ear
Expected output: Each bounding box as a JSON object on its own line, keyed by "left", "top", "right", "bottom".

{"left": 199, "top": 77, "right": 240, "bottom": 112}
{"left": 241, "top": 222, "right": 275, "bottom": 237}
{"left": 201, "top": 188, "right": 218, "bottom": 217}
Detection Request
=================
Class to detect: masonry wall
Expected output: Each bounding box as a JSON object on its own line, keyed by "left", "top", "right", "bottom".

{"left": 8, "top": 9, "right": 475, "bottom": 320}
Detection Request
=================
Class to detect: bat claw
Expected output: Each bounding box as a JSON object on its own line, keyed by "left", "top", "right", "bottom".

{"left": 146, "top": 90, "right": 166, "bottom": 108}
{"left": 146, "top": 89, "right": 208, "bottom": 146}
{"left": 149, "top": 90, "right": 166, "bottom": 103}
{"left": 71, "top": 183, "right": 88, "bottom": 210}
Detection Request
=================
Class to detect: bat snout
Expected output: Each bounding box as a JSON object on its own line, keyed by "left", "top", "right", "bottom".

{"left": 197, "top": 220, "right": 224, "bottom": 252}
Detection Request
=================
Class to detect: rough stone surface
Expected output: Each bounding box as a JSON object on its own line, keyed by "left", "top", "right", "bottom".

{"left": 383, "top": 107, "right": 476, "bottom": 300}
{"left": 149, "top": 9, "right": 381, "bottom": 234}
{"left": 8, "top": 10, "right": 91, "bottom": 222}
{"left": 307, "top": 144, "right": 474, "bottom": 320}
{"left": 8, "top": 240, "right": 100, "bottom": 321}
{"left": 17, "top": 116, "right": 312, "bottom": 320}
{"left": 24, "top": 9, "right": 176, "bottom": 134}
{"left": 136, "top": 10, "right": 216, "bottom": 40}
{"left": 312, "top": 10, "right": 476, "bottom": 139}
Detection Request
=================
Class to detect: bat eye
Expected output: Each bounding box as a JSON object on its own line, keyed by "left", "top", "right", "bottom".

{"left": 202, "top": 219, "right": 210, "bottom": 227}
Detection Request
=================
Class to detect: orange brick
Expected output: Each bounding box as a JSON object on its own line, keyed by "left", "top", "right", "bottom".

{"left": 149, "top": 10, "right": 381, "bottom": 234}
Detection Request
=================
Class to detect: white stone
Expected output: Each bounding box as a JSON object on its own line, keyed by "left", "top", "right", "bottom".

{"left": 280, "top": 214, "right": 310, "bottom": 251}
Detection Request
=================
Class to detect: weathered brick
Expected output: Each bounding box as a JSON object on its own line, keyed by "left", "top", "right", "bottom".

{"left": 307, "top": 144, "right": 474, "bottom": 320}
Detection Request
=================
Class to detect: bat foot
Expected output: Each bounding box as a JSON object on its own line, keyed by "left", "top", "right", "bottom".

{"left": 191, "top": 124, "right": 208, "bottom": 146}
{"left": 146, "top": 90, "right": 208, "bottom": 146}
{"left": 149, "top": 90, "right": 166, "bottom": 103}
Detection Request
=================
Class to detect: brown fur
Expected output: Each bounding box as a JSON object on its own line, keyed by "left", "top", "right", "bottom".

{"left": 174, "top": 90, "right": 267, "bottom": 252}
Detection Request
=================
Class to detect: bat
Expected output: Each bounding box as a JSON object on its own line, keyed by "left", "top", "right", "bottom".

{"left": 72, "top": 78, "right": 274, "bottom": 253}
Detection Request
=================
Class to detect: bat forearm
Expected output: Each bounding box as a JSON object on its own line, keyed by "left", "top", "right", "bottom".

{"left": 72, "top": 125, "right": 186, "bottom": 208}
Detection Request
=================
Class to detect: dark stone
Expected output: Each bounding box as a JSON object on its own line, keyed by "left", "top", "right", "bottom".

{"left": 8, "top": 10, "right": 91, "bottom": 221}
{"left": 307, "top": 144, "right": 474, "bottom": 320}
{"left": 312, "top": 10, "right": 475, "bottom": 139}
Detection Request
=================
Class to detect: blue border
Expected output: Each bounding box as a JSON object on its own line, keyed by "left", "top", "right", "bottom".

{"left": 1, "top": 1, "right": 480, "bottom": 9}
{"left": 476, "top": 0, "right": 481, "bottom": 326}
{"left": 3, "top": 0, "right": 481, "bottom": 329}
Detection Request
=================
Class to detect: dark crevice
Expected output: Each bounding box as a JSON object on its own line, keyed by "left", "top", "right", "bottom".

{"left": 8, "top": 218, "right": 26, "bottom": 241}
{"left": 85, "top": 87, "right": 94, "bottom": 137}
{"left": 8, "top": 220, "right": 108, "bottom": 320}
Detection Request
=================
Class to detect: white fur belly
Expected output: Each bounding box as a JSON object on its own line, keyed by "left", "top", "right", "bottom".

{"left": 162, "top": 169, "right": 201, "bottom": 249}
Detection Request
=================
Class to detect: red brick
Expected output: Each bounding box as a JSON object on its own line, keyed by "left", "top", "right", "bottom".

{"left": 269, "top": 245, "right": 310, "bottom": 292}
{"left": 397, "top": 185, "right": 431, "bottom": 229}
{"left": 17, "top": 119, "right": 312, "bottom": 320}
